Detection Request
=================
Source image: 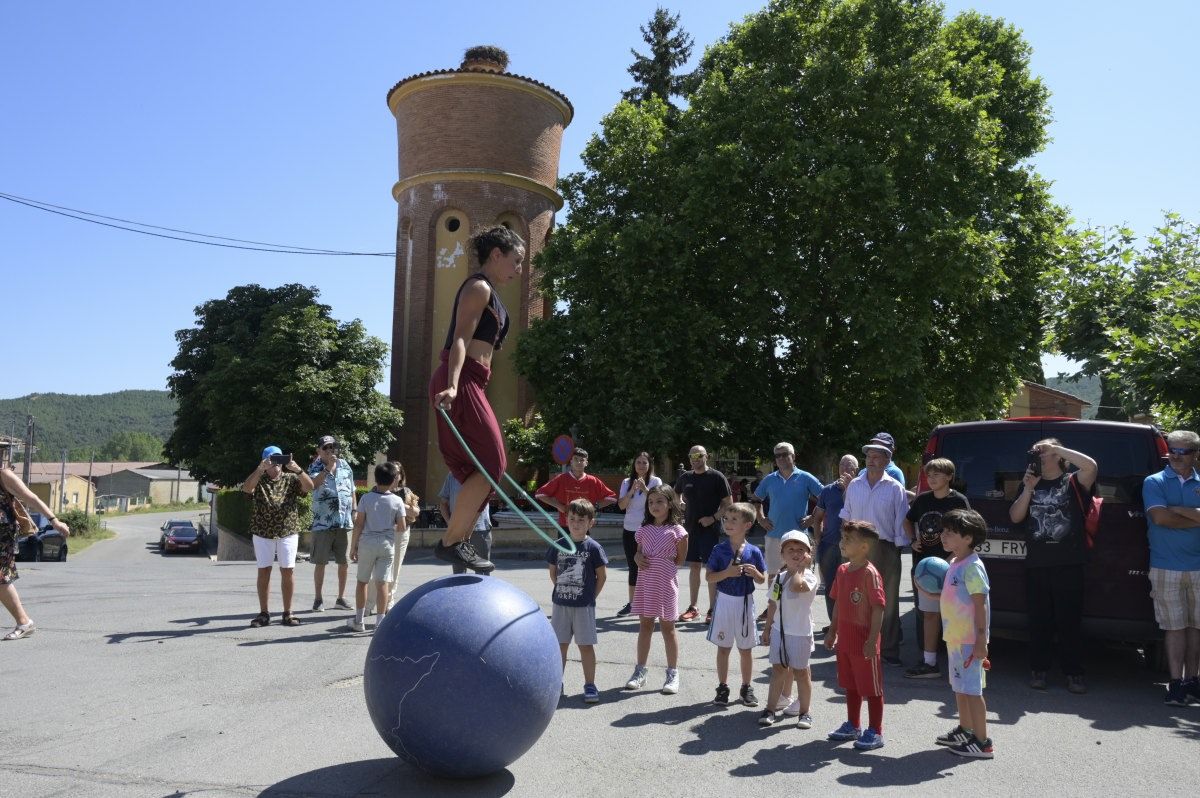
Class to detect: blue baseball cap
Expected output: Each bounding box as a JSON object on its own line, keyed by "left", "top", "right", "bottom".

{"left": 262, "top": 445, "right": 283, "bottom": 460}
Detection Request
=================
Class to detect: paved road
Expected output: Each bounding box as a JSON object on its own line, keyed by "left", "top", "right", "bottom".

{"left": 3, "top": 513, "right": 1196, "bottom": 797}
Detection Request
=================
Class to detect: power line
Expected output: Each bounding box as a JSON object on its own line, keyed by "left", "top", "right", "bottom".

{"left": 0, "top": 191, "right": 396, "bottom": 257}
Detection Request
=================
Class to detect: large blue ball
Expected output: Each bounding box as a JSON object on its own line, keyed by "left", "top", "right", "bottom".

{"left": 914, "top": 556, "right": 951, "bottom": 594}
{"left": 363, "top": 574, "right": 561, "bottom": 779}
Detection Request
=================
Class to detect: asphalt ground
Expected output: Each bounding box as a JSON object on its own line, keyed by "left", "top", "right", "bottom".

{"left": 3, "top": 511, "right": 1197, "bottom": 797}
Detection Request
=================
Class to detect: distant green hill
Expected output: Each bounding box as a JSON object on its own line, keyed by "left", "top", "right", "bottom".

{"left": 1045, "top": 373, "right": 1101, "bottom": 419}
{"left": 0, "top": 390, "right": 176, "bottom": 460}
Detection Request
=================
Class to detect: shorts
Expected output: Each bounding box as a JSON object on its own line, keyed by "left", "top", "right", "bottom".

{"left": 948, "top": 644, "right": 987, "bottom": 696}
{"left": 356, "top": 536, "right": 395, "bottom": 584}
{"left": 685, "top": 525, "right": 719, "bottom": 564}
{"left": 705, "top": 591, "right": 758, "bottom": 650}
{"left": 310, "top": 527, "right": 349, "bottom": 566}
{"left": 835, "top": 631, "right": 883, "bottom": 697}
{"left": 1149, "top": 567, "right": 1200, "bottom": 630}
{"left": 916, "top": 587, "right": 941, "bottom": 613}
{"left": 769, "top": 629, "right": 814, "bottom": 670}
{"left": 551, "top": 604, "right": 597, "bottom": 646}
{"left": 253, "top": 534, "right": 298, "bottom": 569}
{"left": 764, "top": 536, "right": 783, "bottom": 573}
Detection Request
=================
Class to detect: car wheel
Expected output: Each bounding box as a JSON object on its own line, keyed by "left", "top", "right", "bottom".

{"left": 33, "top": 547, "right": 42, "bottom": 562}
{"left": 58, "top": 545, "right": 68, "bottom": 562}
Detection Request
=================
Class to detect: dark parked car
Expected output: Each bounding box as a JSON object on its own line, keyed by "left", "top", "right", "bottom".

{"left": 920, "top": 418, "right": 1168, "bottom": 654}
{"left": 159, "top": 520, "right": 205, "bottom": 555}
{"left": 16, "top": 512, "right": 68, "bottom": 562}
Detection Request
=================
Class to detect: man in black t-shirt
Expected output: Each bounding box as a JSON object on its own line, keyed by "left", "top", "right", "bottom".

{"left": 1009, "top": 438, "right": 1098, "bottom": 694}
{"left": 673, "top": 445, "right": 732, "bottom": 624}
{"left": 903, "top": 458, "right": 970, "bottom": 678}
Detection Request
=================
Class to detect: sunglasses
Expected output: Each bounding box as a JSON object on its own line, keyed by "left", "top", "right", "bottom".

{"left": 321, "top": 445, "right": 339, "bottom": 451}
{"left": 689, "top": 453, "right": 706, "bottom": 460}
{"left": 1168, "top": 447, "right": 1197, "bottom": 456}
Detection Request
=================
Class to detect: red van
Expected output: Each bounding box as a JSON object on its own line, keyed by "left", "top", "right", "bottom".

{"left": 919, "top": 418, "right": 1168, "bottom": 652}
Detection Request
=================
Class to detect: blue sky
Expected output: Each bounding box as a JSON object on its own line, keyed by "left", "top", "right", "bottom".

{"left": 2, "top": 1, "right": 1196, "bottom": 398}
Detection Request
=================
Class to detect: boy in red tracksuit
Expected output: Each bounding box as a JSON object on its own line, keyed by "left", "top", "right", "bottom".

{"left": 825, "top": 519, "right": 887, "bottom": 750}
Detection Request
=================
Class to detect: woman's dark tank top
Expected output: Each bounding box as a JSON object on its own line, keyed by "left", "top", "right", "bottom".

{"left": 442, "top": 273, "right": 510, "bottom": 351}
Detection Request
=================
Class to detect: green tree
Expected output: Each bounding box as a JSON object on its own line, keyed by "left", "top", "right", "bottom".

{"left": 519, "top": 0, "right": 1063, "bottom": 464}
{"left": 95, "top": 431, "right": 165, "bottom": 461}
{"left": 1046, "top": 214, "right": 1200, "bottom": 426}
{"left": 164, "top": 284, "right": 403, "bottom": 485}
{"left": 622, "top": 7, "right": 696, "bottom": 109}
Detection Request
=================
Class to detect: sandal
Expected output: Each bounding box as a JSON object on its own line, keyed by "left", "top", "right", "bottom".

{"left": 3, "top": 622, "right": 35, "bottom": 641}
{"left": 280, "top": 612, "right": 302, "bottom": 627}
{"left": 250, "top": 611, "right": 270, "bottom": 628}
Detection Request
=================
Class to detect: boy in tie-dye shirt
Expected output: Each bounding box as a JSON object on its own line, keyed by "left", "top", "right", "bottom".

{"left": 936, "top": 509, "right": 993, "bottom": 759}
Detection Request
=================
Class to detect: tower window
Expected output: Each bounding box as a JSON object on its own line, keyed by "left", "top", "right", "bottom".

{"left": 445, "top": 217, "right": 461, "bottom": 232}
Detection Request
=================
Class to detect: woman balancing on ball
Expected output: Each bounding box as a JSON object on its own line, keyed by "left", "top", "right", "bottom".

{"left": 429, "top": 225, "right": 525, "bottom": 574}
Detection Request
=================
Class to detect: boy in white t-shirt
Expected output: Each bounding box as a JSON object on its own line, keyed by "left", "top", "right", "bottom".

{"left": 760, "top": 530, "right": 819, "bottom": 729}
{"left": 347, "top": 461, "right": 409, "bottom": 633}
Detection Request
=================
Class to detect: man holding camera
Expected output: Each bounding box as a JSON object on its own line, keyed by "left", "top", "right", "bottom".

{"left": 1009, "top": 438, "right": 1097, "bottom": 694}
{"left": 243, "top": 445, "right": 315, "bottom": 628}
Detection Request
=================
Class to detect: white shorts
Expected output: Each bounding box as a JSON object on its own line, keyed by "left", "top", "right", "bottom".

{"left": 252, "top": 534, "right": 298, "bottom": 569}
{"left": 356, "top": 537, "right": 395, "bottom": 584}
{"left": 705, "top": 591, "right": 758, "bottom": 650}
{"left": 764, "top": 537, "right": 783, "bottom": 574}
{"left": 1149, "top": 567, "right": 1200, "bottom": 630}
{"left": 948, "top": 644, "right": 987, "bottom": 696}
{"left": 769, "top": 628, "right": 814, "bottom": 670}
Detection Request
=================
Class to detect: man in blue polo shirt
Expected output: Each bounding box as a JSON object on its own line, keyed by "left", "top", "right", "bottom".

{"left": 1143, "top": 429, "right": 1200, "bottom": 707}
{"left": 805, "top": 454, "right": 859, "bottom": 626}
{"left": 753, "top": 442, "right": 822, "bottom": 606}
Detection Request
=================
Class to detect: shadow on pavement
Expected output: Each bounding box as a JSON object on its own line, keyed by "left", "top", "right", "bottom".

{"left": 103, "top": 613, "right": 356, "bottom": 644}
{"left": 729, "top": 739, "right": 972, "bottom": 784}
{"left": 258, "top": 757, "right": 515, "bottom": 797}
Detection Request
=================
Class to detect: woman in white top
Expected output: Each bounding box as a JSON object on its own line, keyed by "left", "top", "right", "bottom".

{"left": 616, "top": 451, "right": 662, "bottom": 616}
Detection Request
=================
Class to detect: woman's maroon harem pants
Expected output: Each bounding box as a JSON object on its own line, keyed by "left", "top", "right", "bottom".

{"left": 429, "top": 351, "right": 506, "bottom": 510}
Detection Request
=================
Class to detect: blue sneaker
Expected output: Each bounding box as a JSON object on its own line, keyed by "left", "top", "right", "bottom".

{"left": 583, "top": 684, "right": 600, "bottom": 703}
{"left": 827, "top": 722, "right": 862, "bottom": 742}
{"left": 853, "top": 728, "right": 885, "bottom": 750}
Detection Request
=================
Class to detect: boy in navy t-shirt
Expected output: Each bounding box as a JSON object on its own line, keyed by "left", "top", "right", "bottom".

{"left": 547, "top": 499, "right": 609, "bottom": 703}
{"left": 705, "top": 502, "right": 768, "bottom": 706}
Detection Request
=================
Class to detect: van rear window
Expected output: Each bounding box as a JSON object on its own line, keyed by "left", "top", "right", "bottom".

{"left": 938, "top": 428, "right": 1159, "bottom": 505}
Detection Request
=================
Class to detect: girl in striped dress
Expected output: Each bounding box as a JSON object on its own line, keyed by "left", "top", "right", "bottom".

{"left": 625, "top": 485, "right": 689, "bottom": 694}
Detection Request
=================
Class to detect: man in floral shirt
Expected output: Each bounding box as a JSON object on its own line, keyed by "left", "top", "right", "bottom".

{"left": 307, "top": 435, "right": 356, "bottom": 612}
{"left": 243, "top": 445, "right": 314, "bottom": 627}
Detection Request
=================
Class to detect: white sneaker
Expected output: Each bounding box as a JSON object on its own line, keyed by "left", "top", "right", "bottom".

{"left": 662, "top": 668, "right": 680, "bottom": 695}
{"left": 625, "top": 666, "right": 648, "bottom": 690}
{"left": 783, "top": 698, "right": 802, "bottom": 717}
{"left": 796, "top": 713, "right": 813, "bottom": 730}
{"left": 775, "top": 693, "right": 794, "bottom": 712}
{"left": 347, "top": 619, "right": 366, "bottom": 633}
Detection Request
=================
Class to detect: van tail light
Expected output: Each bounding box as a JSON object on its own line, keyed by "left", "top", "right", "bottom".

{"left": 918, "top": 433, "right": 939, "bottom": 493}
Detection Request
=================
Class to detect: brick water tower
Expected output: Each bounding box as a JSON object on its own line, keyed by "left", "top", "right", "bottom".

{"left": 386, "top": 46, "right": 573, "bottom": 498}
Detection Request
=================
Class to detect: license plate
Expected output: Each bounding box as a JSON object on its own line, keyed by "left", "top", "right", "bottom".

{"left": 976, "top": 539, "right": 1026, "bottom": 559}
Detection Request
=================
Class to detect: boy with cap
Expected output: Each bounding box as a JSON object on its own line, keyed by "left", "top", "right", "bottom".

{"left": 705, "top": 502, "right": 767, "bottom": 707}
{"left": 760, "top": 529, "right": 819, "bottom": 728}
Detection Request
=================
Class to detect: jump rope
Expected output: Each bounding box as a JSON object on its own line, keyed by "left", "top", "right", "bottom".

{"left": 437, "top": 406, "right": 577, "bottom": 556}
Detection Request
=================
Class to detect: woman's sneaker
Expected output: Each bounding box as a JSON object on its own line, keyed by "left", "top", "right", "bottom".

{"left": 758, "top": 709, "right": 778, "bottom": 727}
{"left": 949, "top": 734, "right": 994, "bottom": 759}
{"left": 625, "top": 666, "right": 648, "bottom": 690}
{"left": 828, "top": 721, "right": 862, "bottom": 742}
{"left": 616, "top": 602, "right": 632, "bottom": 617}
{"left": 739, "top": 684, "right": 759, "bottom": 706}
{"left": 782, "top": 697, "right": 802, "bottom": 717}
{"left": 775, "top": 693, "right": 794, "bottom": 712}
{"left": 935, "top": 725, "right": 971, "bottom": 747}
{"left": 796, "top": 713, "right": 813, "bottom": 730}
{"left": 714, "top": 683, "right": 731, "bottom": 705}
{"left": 433, "top": 540, "right": 495, "bottom": 573}
{"left": 662, "top": 668, "right": 680, "bottom": 694}
{"left": 1165, "top": 679, "right": 1189, "bottom": 706}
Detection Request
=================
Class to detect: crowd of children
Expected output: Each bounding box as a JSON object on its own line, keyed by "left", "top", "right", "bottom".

{"left": 543, "top": 458, "right": 996, "bottom": 760}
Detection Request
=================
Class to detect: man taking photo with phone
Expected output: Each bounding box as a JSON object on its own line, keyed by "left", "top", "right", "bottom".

{"left": 242, "top": 445, "right": 314, "bottom": 628}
